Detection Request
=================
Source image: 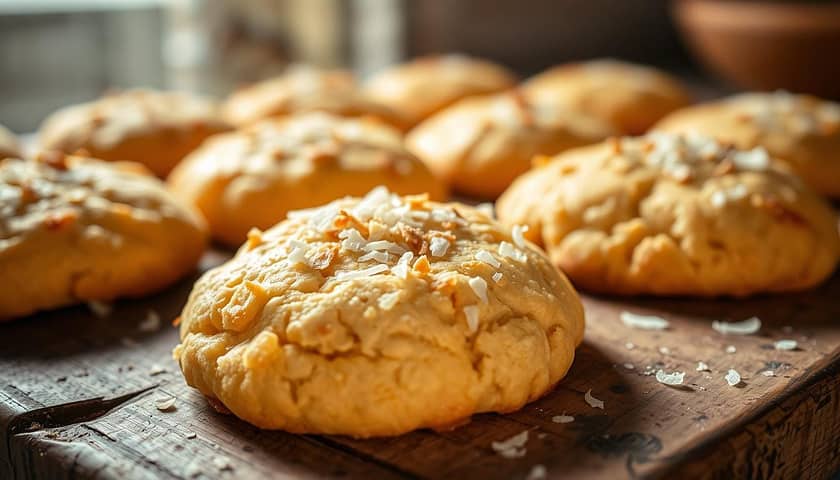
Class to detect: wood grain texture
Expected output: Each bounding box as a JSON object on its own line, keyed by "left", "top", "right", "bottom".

{"left": 1, "top": 249, "right": 839, "bottom": 480}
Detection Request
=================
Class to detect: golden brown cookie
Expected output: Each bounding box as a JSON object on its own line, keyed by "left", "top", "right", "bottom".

{"left": 497, "top": 133, "right": 840, "bottom": 297}
{"left": 654, "top": 91, "right": 840, "bottom": 197}
{"left": 0, "top": 124, "right": 21, "bottom": 159}
{"left": 174, "top": 187, "right": 584, "bottom": 437}
{"left": 223, "top": 65, "right": 408, "bottom": 130}
{"left": 168, "top": 113, "right": 447, "bottom": 247}
{"left": 0, "top": 153, "right": 207, "bottom": 320}
{"left": 522, "top": 59, "right": 692, "bottom": 135}
{"left": 38, "top": 89, "right": 231, "bottom": 177}
{"left": 364, "top": 54, "right": 518, "bottom": 128}
{"left": 407, "top": 91, "right": 615, "bottom": 199}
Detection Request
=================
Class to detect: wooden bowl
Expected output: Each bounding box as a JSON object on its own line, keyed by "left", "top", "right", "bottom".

{"left": 673, "top": 0, "right": 840, "bottom": 99}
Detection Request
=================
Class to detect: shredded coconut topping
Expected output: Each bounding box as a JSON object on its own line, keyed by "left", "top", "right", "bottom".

{"left": 511, "top": 225, "right": 529, "bottom": 248}
{"left": 463, "top": 305, "right": 480, "bottom": 333}
{"left": 499, "top": 241, "right": 527, "bottom": 263}
{"left": 338, "top": 228, "right": 366, "bottom": 252}
{"left": 492, "top": 272, "right": 503, "bottom": 283}
{"left": 287, "top": 239, "right": 311, "bottom": 264}
{"left": 475, "top": 249, "right": 501, "bottom": 268}
{"left": 358, "top": 250, "right": 391, "bottom": 263}
{"left": 469, "top": 276, "right": 489, "bottom": 303}
{"left": 391, "top": 251, "right": 413, "bottom": 279}
{"left": 363, "top": 240, "right": 406, "bottom": 254}
{"left": 429, "top": 236, "right": 450, "bottom": 257}
{"left": 378, "top": 291, "right": 400, "bottom": 310}
{"left": 335, "top": 264, "right": 389, "bottom": 280}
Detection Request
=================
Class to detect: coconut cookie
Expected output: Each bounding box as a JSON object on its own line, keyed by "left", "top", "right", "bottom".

{"left": 174, "top": 187, "right": 584, "bottom": 437}
{"left": 168, "top": 113, "right": 446, "bottom": 247}
{"left": 654, "top": 92, "right": 840, "bottom": 197}
{"left": 38, "top": 89, "right": 231, "bottom": 177}
{"left": 407, "top": 91, "right": 614, "bottom": 199}
{"left": 223, "top": 66, "right": 408, "bottom": 131}
{"left": 364, "top": 54, "right": 518, "bottom": 128}
{"left": 0, "top": 124, "right": 21, "bottom": 159}
{"left": 497, "top": 133, "right": 840, "bottom": 297}
{"left": 522, "top": 59, "right": 691, "bottom": 135}
{"left": 0, "top": 153, "right": 207, "bottom": 320}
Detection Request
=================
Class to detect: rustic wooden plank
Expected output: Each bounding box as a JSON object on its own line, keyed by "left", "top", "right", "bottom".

{"left": 1, "top": 248, "right": 839, "bottom": 479}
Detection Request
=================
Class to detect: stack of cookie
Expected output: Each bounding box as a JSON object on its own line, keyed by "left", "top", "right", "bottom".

{"left": 1, "top": 53, "right": 838, "bottom": 439}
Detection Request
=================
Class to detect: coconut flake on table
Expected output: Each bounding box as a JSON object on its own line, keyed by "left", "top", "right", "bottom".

{"left": 391, "top": 251, "right": 414, "bottom": 279}
{"left": 512, "top": 225, "right": 529, "bottom": 248}
{"left": 655, "top": 370, "right": 685, "bottom": 386}
{"left": 212, "top": 456, "right": 234, "bottom": 472}
{"left": 378, "top": 292, "right": 400, "bottom": 310}
{"left": 623, "top": 363, "right": 635, "bottom": 370}
{"left": 625, "top": 342, "right": 636, "bottom": 350}
{"left": 491, "top": 430, "right": 529, "bottom": 459}
{"left": 620, "top": 311, "right": 669, "bottom": 330}
{"left": 475, "top": 249, "right": 502, "bottom": 268}
{"left": 138, "top": 310, "right": 161, "bottom": 332}
{"left": 468, "top": 276, "right": 489, "bottom": 303}
{"left": 335, "top": 264, "right": 388, "bottom": 280}
{"left": 429, "top": 236, "right": 450, "bottom": 257}
{"left": 358, "top": 250, "right": 391, "bottom": 263}
{"left": 148, "top": 364, "right": 167, "bottom": 376}
{"left": 463, "top": 305, "right": 480, "bottom": 333}
{"left": 584, "top": 389, "right": 604, "bottom": 409}
{"left": 552, "top": 415, "right": 574, "bottom": 424}
{"left": 761, "top": 370, "right": 777, "bottom": 377}
{"left": 725, "top": 345, "right": 737, "bottom": 354}
{"left": 658, "top": 347, "right": 671, "bottom": 355}
{"left": 154, "top": 396, "right": 176, "bottom": 411}
{"left": 526, "top": 464, "right": 547, "bottom": 480}
{"left": 87, "top": 301, "right": 113, "bottom": 318}
{"left": 498, "top": 241, "right": 527, "bottom": 262}
{"left": 712, "top": 316, "right": 761, "bottom": 335}
{"left": 492, "top": 272, "right": 503, "bottom": 283}
{"left": 725, "top": 369, "right": 742, "bottom": 386}
{"left": 338, "top": 228, "right": 367, "bottom": 252}
{"left": 774, "top": 339, "right": 798, "bottom": 351}
{"left": 696, "top": 361, "right": 711, "bottom": 372}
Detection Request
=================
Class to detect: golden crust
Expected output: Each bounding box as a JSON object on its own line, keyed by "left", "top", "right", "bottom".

{"left": 0, "top": 154, "right": 207, "bottom": 320}
{"left": 175, "top": 188, "right": 584, "bottom": 437}
{"left": 364, "top": 54, "right": 517, "bottom": 128}
{"left": 654, "top": 91, "right": 840, "bottom": 197}
{"left": 38, "top": 89, "right": 231, "bottom": 177}
{"left": 223, "top": 66, "right": 409, "bottom": 131}
{"left": 523, "top": 59, "right": 692, "bottom": 135}
{"left": 0, "top": 124, "right": 21, "bottom": 160}
{"left": 407, "top": 91, "right": 615, "bottom": 199}
{"left": 168, "top": 113, "right": 447, "bottom": 247}
{"left": 497, "top": 133, "right": 840, "bottom": 297}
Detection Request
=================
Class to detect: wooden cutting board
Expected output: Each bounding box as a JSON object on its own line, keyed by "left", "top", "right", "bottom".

{"left": 1, "top": 249, "right": 839, "bottom": 480}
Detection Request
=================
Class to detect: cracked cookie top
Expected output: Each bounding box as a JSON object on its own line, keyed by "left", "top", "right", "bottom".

{"left": 0, "top": 154, "right": 207, "bottom": 319}
{"left": 497, "top": 132, "right": 840, "bottom": 297}
{"left": 174, "top": 187, "right": 584, "bottom": 437}
{"left": 654, "top": 91, "right": 840, "bottom": 197}
{"left": 168, "top": 112, "right": 447, "bottom": 247}
{"left": 407, "top": 91, "right": 614, "bottom": 199}
{"left": 38, "top": 89, "right": 231, "bottom": 177}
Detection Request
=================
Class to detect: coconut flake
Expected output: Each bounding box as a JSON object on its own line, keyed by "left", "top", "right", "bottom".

{"left": 335, "top": 264, "right": 388, "bottom": 280}
{"left": 655, "top": 370, "right": 686, "bottom": 386}
{"left": 774, "top": 339, "right": 798, "bottom": 351}
{"left": 87, "top": 301, "right": 113, "bottom": 318}
{"left": 475, "top": 250, "right": 501, "bottom": 268}
{"left": 620, "top": 311, "right": 669, "bottom": 330}
{"left": 463, "top": 305, "right": 480, "bottom": 333}
{"left": 712, "top": 316, "right": 761, "bottom": 335}
{"left": 154, "top": 396, "right": 176, "bottom": 411}
{"left": 476, "top": 202, "right": 495, "bottom": 219}
{"left": 762, "top": 370, "right": 777, "bottom": 377}
{"left": 491, "top": 430, "right": 529, "bottom": 459}
{"left": 526, "top": 464, "right": 547, "bottom": 480}
{"left": 363, "top": 240, "right": 406, "bottom": 254}
{"left": 148, "top": 364, "right": 167, "bottom": 376}
{"left": 725, "top": 369, "right": 742, "bottom": 386}
{"left": 138, "top": 310, "right": 161, "bottom": 332}
{"left": 338, "top": 228, "right": 367, "bottom": 252}
{"left": 725, "top": 345, "right": 737, "bottom": 354}
{"left": 429, "top": 236, "right": 450, "bottom": 257}
{"left": 468, "top": 277, "right": 489, "bottom": 303}
{"left": 512, "top": 225, "right": 529, "bottom": 248}
{"left": 378, "top": 292, "right": 400, "bottom": 310}
{"left": 212, "top": 456, "right": 234, "bottom": 472}
{"left": 732, "top": 147, "right": 770, "bottom": 171}
{"left": 552, "top": 415, "right": 574, "bottom": 424}
{"left": 391, "top": 251, "right": 414, "bottom": 279}
{"left": 287, "top": 239, "right": 311, "bottom": 264}
{"left": 658, "top": 346, "right": 671, "bottom": 356}
{"left": 492, "top": 272, "right": 503, "bottom": 283}
{"left": 696, "top": 361, "right": 710, "bottom": 372}
{"left": 584, "top": 389, "right": 604, "bottom": 409}
{"left": 623, "top": 363, "right": 635, "bottom": 370}
{"left": 358, "top": 250, "right": 391, "bottom": 263}
{"left": 625, "top": 342, "right": 636, "bottom": 350}
{"left": 498, "top": 241, "right": 527, "bottom": 262}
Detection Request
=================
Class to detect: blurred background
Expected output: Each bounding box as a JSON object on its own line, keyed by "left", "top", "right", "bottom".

{"left": 1, "top": 0, "right": 839, "bottom": 132}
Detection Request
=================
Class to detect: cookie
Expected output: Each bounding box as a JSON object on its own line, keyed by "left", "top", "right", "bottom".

{"left": 174, "top": 187, "right": 584, "bottom": 437}
{"left": 168, "top": 113, "right": 447, "bottom": 247}
{"left": 223, "top": 66, "right": 408, "bottom": 130}
{"left": 654, "top": 91, "right": 840, "bottom": 197}
{"left": 364, "top": 54, "right": 518, "bottom": 128}
{"left": 0, "top": 153, "right": 207, "bottom": 320}
{"left": 407, "top": 91, "right": 615, "bottom": 199}
{"left": 497, "top": 133, "right": 840, "bottom": 297}
{"left": 0, "top": 124, "right": 21, "bottom": 159}
{"left": 38, "top": 89, "right": 231, "bottom": 177}
{"left": 522, "top": 59, "right": 691, "bottom": 135}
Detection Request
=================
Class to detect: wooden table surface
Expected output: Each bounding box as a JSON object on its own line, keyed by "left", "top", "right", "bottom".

{"left": 2, "top": 248, "right": 840, "bottom": 480}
